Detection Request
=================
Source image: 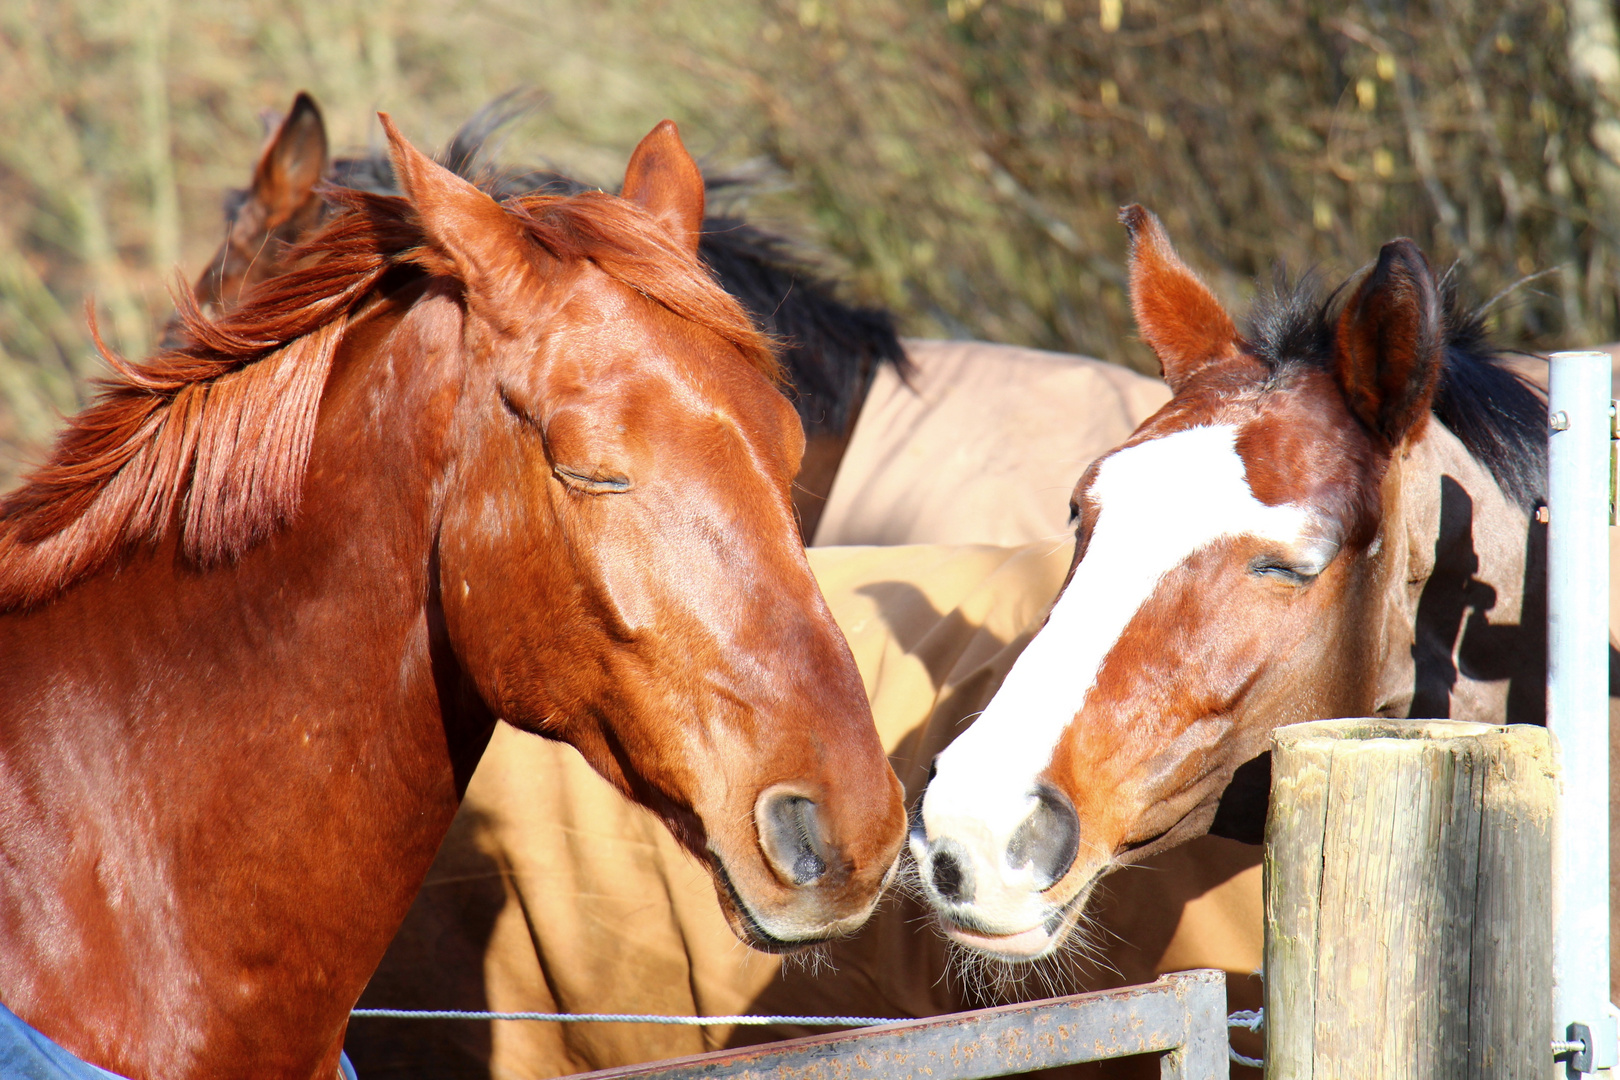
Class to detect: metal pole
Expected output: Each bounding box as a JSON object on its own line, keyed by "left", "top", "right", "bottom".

{"left": 1548, "top": 350, "right": 1615, "bottom": 1074}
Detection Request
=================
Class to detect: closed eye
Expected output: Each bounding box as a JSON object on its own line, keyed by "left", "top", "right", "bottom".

{"left": 553, "top": 465, "right": 632, "bottom": 495}
{"left": 1248, "top": 557, "right": 1318, "bottom": 585}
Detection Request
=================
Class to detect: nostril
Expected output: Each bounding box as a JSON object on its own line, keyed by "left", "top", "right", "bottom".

{"left": 930, "top": 850, "right": 966, "bottom": 901}
{"left": 1006, "top": 784, "right": 1080, "bottom": 889}
{"left": 756, "top": 789, "right": 829, "bottom": 888}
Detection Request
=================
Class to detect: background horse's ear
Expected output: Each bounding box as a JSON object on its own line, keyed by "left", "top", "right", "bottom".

{"left": 1120, "top": 204, "right": 1238, "bottom": 392}
{"left": 621, "top": 120, "right": 704, "bottom": 256}
{"left": 250, "top": 92, "right": 328, "bottom": 228}
{"left": 1332, "top": 238, "right": 1443, "bottom": 447}
{"left": 379, "top": 113, "right": 536, "bottom": 302}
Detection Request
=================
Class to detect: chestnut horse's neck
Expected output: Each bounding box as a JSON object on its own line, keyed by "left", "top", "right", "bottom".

{"left": 0, "top": 286, "right": 491, "bottom": 1080}
{"left": 1371, "top": 419, "right": 1545, "bottom": 725}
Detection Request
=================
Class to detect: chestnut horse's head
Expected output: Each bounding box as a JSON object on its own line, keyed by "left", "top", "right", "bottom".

{"left": 362, "top": 121, "right": 907, "bottom": 948}
{"left": 166, "top": 91, "right": 907, "bottom": 538}
{"left": 911, "top": 207, "right": 1545, "bottom": 961}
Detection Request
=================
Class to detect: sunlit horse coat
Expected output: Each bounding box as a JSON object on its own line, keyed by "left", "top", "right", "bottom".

{"left": 347, "top": 343, "right": 1276, "bottom": 1078}
{"left": 349, "top": 342, "right": 1620, "bottom": 1079}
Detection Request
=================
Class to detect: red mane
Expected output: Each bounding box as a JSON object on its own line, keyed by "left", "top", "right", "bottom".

{"left": 0, "top": 188, "right": 779, "bottom": 610}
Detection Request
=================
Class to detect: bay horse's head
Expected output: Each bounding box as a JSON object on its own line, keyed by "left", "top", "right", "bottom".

{"left": 911, "top": 207, "right": 1544, "bottom": 961}
{"left": 378, "top": 121, "right": 906, "bottom": 948}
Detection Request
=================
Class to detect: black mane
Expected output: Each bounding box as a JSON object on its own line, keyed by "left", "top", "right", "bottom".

{"left": 320, "top": 108, "right": 906, "bottom": 436}
{"left": 1246, "top": 271, "right": 1547, "bottom": 511}
{"left": 697, "top": 219, "right": 908, "bottom": 433}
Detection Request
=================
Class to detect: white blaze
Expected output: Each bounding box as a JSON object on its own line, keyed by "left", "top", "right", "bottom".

{"left": 922, "top": 424, "right": 1315, "bottom": 872}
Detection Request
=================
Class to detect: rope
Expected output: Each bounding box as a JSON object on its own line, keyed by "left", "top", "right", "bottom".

{"left": 351, "top": 1009, "right": 904, "bottom": 1026}
{"left": 1227, "top": 1007, "right": 1263, "bottom": 1069}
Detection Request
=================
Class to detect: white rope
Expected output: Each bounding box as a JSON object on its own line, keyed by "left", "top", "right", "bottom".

{"left": 351, "top": 1008, "right": 903, "bottom": 1026}
{"left": 1227, "top": 1007, "right": 1263, "bottom": 1068}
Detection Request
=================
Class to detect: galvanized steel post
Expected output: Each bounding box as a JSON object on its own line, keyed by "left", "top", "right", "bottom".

{"left": 1548, "top": 350, "right": 1616, "bottom": 1073}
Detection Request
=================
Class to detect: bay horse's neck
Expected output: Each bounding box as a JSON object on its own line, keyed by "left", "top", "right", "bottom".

{"left": 0, "top": 286, "right": 493, "bottom": 1079}
{"left": 1372, "top": 420, "right": 1545, "bottom": 725}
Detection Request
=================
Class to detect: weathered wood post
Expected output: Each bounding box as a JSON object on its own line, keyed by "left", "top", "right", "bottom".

{"left": 1264, "top": 719, "right": 1557, "bottom": 1078}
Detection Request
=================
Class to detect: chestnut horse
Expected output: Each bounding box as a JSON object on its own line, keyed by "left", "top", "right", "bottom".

{"left": 0, "top": 118, "right": 904, "bottom": 1079}
{"left": 175, "top": 92, "right": 906, "bottom": 540}
{"left": 913, "top": 206, "right": 1548, "bottom": 961}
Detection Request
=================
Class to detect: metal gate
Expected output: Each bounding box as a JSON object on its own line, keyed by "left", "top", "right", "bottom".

{"left": 564, "top": 970, "right": 1229, "bottom": 1080}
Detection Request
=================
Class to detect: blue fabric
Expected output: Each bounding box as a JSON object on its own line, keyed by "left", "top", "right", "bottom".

{"left": 0, "top": 999, "right": 356, "bottom": 1079}
{"left": 0, "top": 1001, "right": 127, "bottom": 1080}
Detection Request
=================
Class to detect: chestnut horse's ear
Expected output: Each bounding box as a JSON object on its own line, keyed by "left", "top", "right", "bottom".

{"left": 1332, "top": 239, "right": 1444, "bottom": 447}
{"left": 1120, "top": 205, "right": 1238, "bottom": 392}
{"left": 378, "top": 113, "right": 536, "bottom": 302}
{"left": 620, "top": 120, "right": 704, "bottom": 256}
{"left": 250, "top": 92, "right": 328, "bottom": 228}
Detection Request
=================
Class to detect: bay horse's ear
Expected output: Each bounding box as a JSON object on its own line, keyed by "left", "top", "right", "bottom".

{"left": 378, "top": 113, "right": 536, "bottom": 301}
{"left": 1332, "top": 238, "right": 1443, "bottom": 447}
{"left": 620, "top": 120, "right": 704, "bottom": 256}
{"left": 251, "top": 92, "right": 328, "bottom": 228}
{"left": 1120, "top": 205, "right": 1238, "bottom": 391}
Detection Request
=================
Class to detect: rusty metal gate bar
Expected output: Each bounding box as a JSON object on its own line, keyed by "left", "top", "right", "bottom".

{"left": 566, "top": 969, "right": 1229, "bottom": 1080}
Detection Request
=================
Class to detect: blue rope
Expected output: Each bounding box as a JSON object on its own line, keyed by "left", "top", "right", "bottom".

{"left": 351, "top": 1009, "right": 904, "bottom": 1026}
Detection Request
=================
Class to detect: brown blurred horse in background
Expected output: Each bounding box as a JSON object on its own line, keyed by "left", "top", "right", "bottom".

{"left": 0, "top": 117, "right": 904, "bottom": 1080}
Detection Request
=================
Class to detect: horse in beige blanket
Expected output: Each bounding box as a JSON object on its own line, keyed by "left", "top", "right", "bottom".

{"left": 346, "top": 341, "right": 1616, "bottom": 1079}
{"left": 345, "top": 343, "right": 1265, "bottom": 1078}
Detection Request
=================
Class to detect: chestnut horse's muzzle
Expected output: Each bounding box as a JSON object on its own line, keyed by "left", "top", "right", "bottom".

{"left": 703, "top": 782, "right": 902, "bottom": 952}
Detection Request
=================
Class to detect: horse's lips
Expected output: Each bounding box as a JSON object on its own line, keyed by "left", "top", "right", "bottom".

{"left": 938, "top": 918, "right": 1055, "bottom": 961}
{"left": 931, "top": 865, "right": 1101, "bottom": 962}
{"left": 710, "top": 857, "right": 888, "bottom": 952}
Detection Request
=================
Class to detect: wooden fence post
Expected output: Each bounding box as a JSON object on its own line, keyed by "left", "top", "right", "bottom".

{"left": 1264, "top": 719, "right": 1556, "bottom": 1079}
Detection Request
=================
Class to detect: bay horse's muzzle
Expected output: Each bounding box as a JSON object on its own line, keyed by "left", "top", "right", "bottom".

{"left": 909, "top": 781, "right": 1082, "bottom": 959}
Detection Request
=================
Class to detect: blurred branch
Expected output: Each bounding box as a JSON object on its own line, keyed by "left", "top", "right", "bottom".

{"left": 137, "top": 0, "right": 181, "bottom": 274}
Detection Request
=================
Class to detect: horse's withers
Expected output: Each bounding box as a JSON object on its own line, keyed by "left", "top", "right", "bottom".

{"left": 912, "top": 207, "right": 1545, "bottom": 961}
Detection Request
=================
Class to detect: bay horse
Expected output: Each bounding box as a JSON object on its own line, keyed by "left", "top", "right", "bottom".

{"left": 0, "top": 117, "right": 905, "bottom": 1079}
{"left": 174, "top": 91, "right": 907, "bottom": 541}
{"left": 911, "top": 206, "right": 1548, "bottom": 962}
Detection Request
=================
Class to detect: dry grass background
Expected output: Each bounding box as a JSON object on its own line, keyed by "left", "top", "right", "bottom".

{"left": 2, "top": 0, "right": 1618, "bottom": 488}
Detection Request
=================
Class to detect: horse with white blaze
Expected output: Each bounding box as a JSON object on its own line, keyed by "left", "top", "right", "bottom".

{"left": 913, "top": 204, "right": 1549, "bottom": 961}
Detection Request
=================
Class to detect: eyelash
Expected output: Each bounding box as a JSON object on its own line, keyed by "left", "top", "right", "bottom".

{"left": 552, "top": 465, "right": 631, "bottom": 495}
{"left": 1248, "top": 558, "right": 1317, "bottom": 585}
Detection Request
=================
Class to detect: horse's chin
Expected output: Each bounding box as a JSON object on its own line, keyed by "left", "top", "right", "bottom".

{"left": 932, "top": 876, "right": 1095, "bottom": 962}
{"left": 708, "top": 858, "right": 888, "bottom": 953}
